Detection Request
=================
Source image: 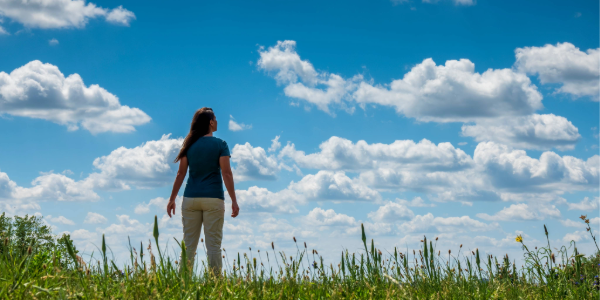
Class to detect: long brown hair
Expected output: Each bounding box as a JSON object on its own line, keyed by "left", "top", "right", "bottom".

{"left": 175, "top": 107, "right": 215, "bottom": 162}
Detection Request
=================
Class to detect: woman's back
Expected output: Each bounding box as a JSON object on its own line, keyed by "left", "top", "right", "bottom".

{"left": 183, "top": 136, "right": 230, "bottom": 199}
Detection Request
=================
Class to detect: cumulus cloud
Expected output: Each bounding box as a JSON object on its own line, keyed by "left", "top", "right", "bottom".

{"left": 367, "top": 202, "right": 414, "bottom": 222}
{"left": 515, "top": 42, "right": 599, "bottom": 99}
{"left": 268, "top": 135, "right": 281, "bottom": 153}
{"left": 232, "top": 186, "right": 303, "bottom": 214}
{"left": 396, "top": 196, "right": 436, "bottom": 207}
{"left": 232, "top": 171, "right": 381, "bottom": 213}
{"left": 0, "top": 169, "right": 98, "bottom": 202}
{"left": 231, "top": 143, "right": 280, "bottom": 181}
{"left": 567, "top": 197, "right": 599, "bottom": 211}
{"left": 559, "top": 219, "right": 586, "bottom": 228}
{"left": 259, "top": 41, "right": 583, "bottom": 151}
{"left": 303, "top": 207, "right": 357, "bottom": 227}
{"left": 103, "top": 214, "right": 147, "bottom": 235}
{"left": 280, "top": 136, "right": 473, "bottom": 171}
{"left": 259, "top": 42, "right": 542, "bottom": 122}
{"left": 288, "top": 171, "right": 380, "bottom": 201}
{"left": 398, "top": 213, "right": 497, "bottom": 233}
{"left": 48, "top": 38, "right": 58, "bottom": 45}
{"left": 0, "top": 0, "right": 135, "bottom": 29}
{"left": 229, "top": 115, "right": 252, "bottom": 131}
{"left": 461, "top": 114, "right": 581, "bottom": 150}
{"left": 104, "top": 6, "right": 135, "bottom": 26}
{"left": 48, "top": 215, "right": 75, "bottom": 225}
{"left": 476, "top": 203, "right": 561, "bottom": 221}
{"left": 0, "top": 60, "right": 151, "bottom": 134}
{"left": 474, "top": 142, "right": 599, "bottom": 192}
{"left": 84, "top": 212, "right": 107, "bottom": 224}
{"left": 85, "top": 134, "right": 182, "bottom": 190}
{"left": 353, "top": 58, "right": 542, "bottom": 123}
{"left": 134, "top": 196, "right": 178, "bottom": 214}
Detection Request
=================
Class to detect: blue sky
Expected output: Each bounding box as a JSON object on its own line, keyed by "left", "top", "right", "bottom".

{"left": 0, "top": 0, "right": 598, "bottom": 264}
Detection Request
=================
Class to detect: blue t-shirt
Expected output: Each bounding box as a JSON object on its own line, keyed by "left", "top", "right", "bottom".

{"left": 183, "top": 136, "right": 230, "bottom": 200}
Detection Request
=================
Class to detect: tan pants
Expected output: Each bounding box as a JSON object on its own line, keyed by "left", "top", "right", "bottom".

{"left": 181, "top": 197, "right": 224, "bottom": 274}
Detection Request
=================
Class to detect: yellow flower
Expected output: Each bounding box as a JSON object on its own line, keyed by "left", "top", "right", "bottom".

{"left": 515, "top": 235, "right": 523, "bottom": 243}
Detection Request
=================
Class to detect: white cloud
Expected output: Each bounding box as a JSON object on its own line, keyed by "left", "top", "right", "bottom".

{"left": 515, "top": 42, "right": 599, "bottom": 100}
{"left": 104, "top": 6, "right": 135, "bottom": 26}
{"left": 0, "top": 170, "right": 98, "bottom": 202}
{"left": 259, "top": 41, "right": 584, "bottom": 151}
{"left": 231, "top": 143, "right": 280, "bottom": 181}
{"left": 354, "top": 58, "right": 542, "bottom": 122}
{"left": 396, "top": 196, "right": 436, "bottom": 207}
{"left": 288, "top": 171, "right": 380, "bottom": 201}
{"left": 567, "top": 197, "right": 599, "bottom": 211}
{"left": 268, "top": 135, "right": 281, "bottom": 152}
{"left": 477, "top": 203, "right": 561, "bottom": 221}
{"left": 49, "top": 215, "right": 75, "bottom": 225}
{"left": 367, "top": 202, "right": 414, "bottom": 222}
{"left": 0, "top": 0, "right": 135, "bottom": 29}
{"left": 461, "top": 114, "right": 581, "bottom": 150}
{"left": 474, "top": 142, "right": 599, "bottom": 192}
{"left": 563, "top": 231, "right": 590, "bottom": 243}
{"left": 303, "top": 207, "right": 357, "bottom": 227}
{"left": 48, "top": 38, "right": 58, "bottom": 45}
{"left": 102, "top": 214, "right": 147, "bottom": 235}
{"left": 398, "top": 213, "right": 497, "bottom": 233}
{"left": 280, "top": 136, "right": 473, "bottom": 171}
{"left": 559, "top": 219, "right": 586, "bottom": 228}
{"left": 134, "top": 196, "right": 173, "bottom": 214}
{"left": 259, "top": 42, "right": 542, "bottom": 122}
{"left": 0, "top": 60, "right": 151, "bottom": 134}
{"left": 229, "top": 115, "right": 252, "bottom": 131}
{"left": 85, "top": 134, "right": 182, "bottom": 190}
{"left": 233, "top": 186, "right": 302, "bottom": 214}
{"left": 0, "top": 25, "right": 7, "bottom": 35}
{"left": 84, "top": 212, "right": 107, "bottom": 224}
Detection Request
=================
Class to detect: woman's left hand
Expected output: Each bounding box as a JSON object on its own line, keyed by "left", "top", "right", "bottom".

{"left": 167, "top": 200, "right": 176, "bottom": 218}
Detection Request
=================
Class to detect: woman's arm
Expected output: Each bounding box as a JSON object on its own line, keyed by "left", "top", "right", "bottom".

{"left": 167, "top": 156, "right": 188, "bottom": 217}
{"left": 220, "top": 156, "right": 239, "bottom": 218}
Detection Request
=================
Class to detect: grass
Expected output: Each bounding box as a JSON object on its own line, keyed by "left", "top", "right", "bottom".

{"left": 0, "top": 213, "right": 599, "bottom": 299}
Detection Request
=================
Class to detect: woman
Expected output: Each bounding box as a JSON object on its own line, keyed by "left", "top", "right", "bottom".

{"left": 166, "top": 107, "right": 240, "bottom": 275}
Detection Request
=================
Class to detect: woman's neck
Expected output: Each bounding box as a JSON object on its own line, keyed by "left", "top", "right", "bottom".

{"left": 203, "top": 132, "right": 213, "bottom": 137}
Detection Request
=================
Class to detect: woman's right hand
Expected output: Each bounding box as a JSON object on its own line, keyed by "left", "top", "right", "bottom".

{"left": 231, "top": 201, "right": 239, "bottom": 218}
{"left": 167, "top": 199, "right": 176, "bottom": 218}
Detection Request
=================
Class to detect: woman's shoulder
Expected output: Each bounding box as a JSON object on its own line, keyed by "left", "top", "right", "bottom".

{"left": 209, "top": 136, "right": 227, "bottom": 144}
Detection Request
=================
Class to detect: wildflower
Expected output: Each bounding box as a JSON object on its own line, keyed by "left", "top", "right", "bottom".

{"left": 271, "top": 242, "right": 274, "bottom": 250}
{"left": 304, "top": 242, "right": 307, "bottom": 248}
{"left": 200, "top": 238, "right": 203, "bottom": 242}
{"left": 222, "top": 255, "right": 225, "bottom": 258}
{"left": 435, "top": 237, "right": 439, "bottom": 241}
{"left": 551, "top": 253, "right": 555, "bottom": 263}
{"left": 249, "top": 247, "right": 251, "bottom": 251}
{"left": 293, "top": 237, "right": 297, "bottom": 242}
{"left": 586, "top": 219, "right": 590, "bottom": 224}
{"left": 515, "top": 235, "right": 523, "bottom": 243}
{"left": 448, "top": 250, "right": 451, "bottom": 254}
{"left": 460, "top": 244, "right": 463, "bottom": 248}
{"left": 580, "top": 215, "right": 587, "bottom": 220}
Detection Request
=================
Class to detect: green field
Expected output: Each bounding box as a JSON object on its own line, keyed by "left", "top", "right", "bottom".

{"left": 0, "top": 212, "right": 598, "bottom": 299}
